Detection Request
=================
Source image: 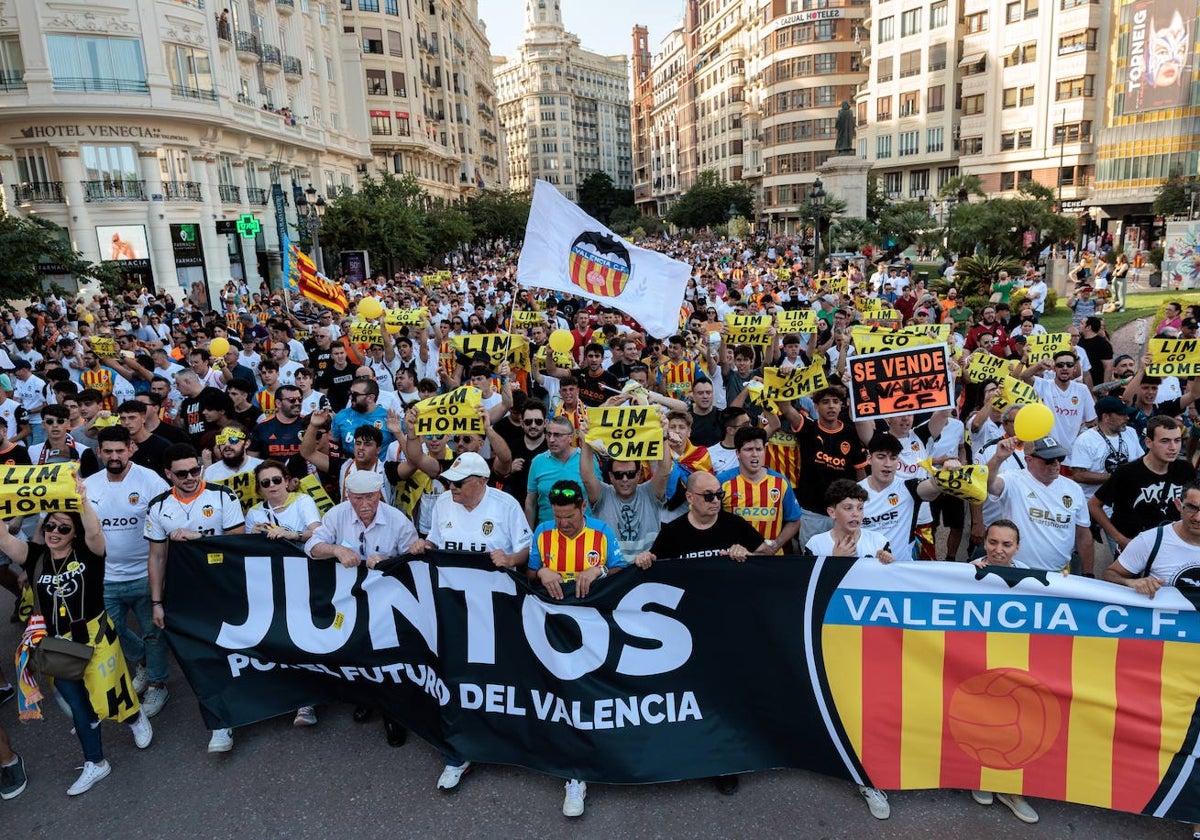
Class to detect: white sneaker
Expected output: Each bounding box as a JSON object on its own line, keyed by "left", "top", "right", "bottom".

{"left": 859, "top": 785, "right": 890, "bottom": 819}
{"left": 971, "top": 790, "right": 994, "bottom": 806}
{"left": 562, "top": 779, "right": 587, "bottom": 817}
{"left": 207, "top": 728, "right": 234, "bottom": 753}
{"left": 141, "top": 685, "right": 169, "bottom": 718}
{"left": 67, "top": 760, "right": 111, "bottom": 796}
{"left": 436, "top": 761, "right": 473, "bottom": 791}
{"left": 131, "top": 664, "right": 148, "bottom": 696}
{"left": 129, "top": 711, "right": 153, "bottom": 749}
{"left": 996, "top": 793, "right": 1039, "bottom": 824}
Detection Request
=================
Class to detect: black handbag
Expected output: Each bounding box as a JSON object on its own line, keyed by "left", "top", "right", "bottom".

{"left": 30, "top": 551, "right": 94, "bottom": 681}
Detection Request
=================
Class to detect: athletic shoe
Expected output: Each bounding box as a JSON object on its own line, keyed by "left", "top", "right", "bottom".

{"left": 436, "top": 762, "right": 473, "bottom": 792}
{"left": 859, "top": 786, "right": 890, "bottom": 819}
{"left": 0, "top": 684, "right": 13, "bottom": 707}
{"left": 207, "top": 728, "right": 234, "bottom": 753}
{"left": 141, "top": 685, "right": 169, "bottom": 718}
{"left": 714, "top": 774, "right": 739, "bottom": 795}
{"left": 0, "top": 754, "right": 26, "bottom": 800}
{"left": 293, "top": 706, "right": 318, "bottom": 727}
{"left": 130, "top": 711, "right": 153, "bottom": 749}
{"left": 996, "top": 793, "right": 1038, "bottom": 823}
{"left": 971, "top": 790, "right": 994, "bottom": 806}
{"left": 67, "top": 761, "right": 111, "bottom": 796}
{"left": 562, "top": 779, "right": 587, "bottom": 817}
{"left": 131, "top": 664, "right": 148, "bottom": 696}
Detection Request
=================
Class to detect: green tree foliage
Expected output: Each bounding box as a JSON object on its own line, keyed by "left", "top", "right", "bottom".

{"left": 1153, "top": 173, "right": 1193, "bottom": 217}
{"left": 320, "top": 173, "right": 431, "bottom": 266}
{"left": 577, "top": 171, "right": 635, "bottom": 224}
{"left": 464, "top": 189, "right": 530, "bottom": 243}
{"left": 424, "top": 204, "right": 474, "bottom": 257}
{"left": 0, "top": 211, "right": 117, "bottom": 299}
{"left": 947, "top": 182, "right": 1077, "bottom": 259}
{"left": 878, "top": 201, "right": 940, "bottom": 253}
{"left": 606, "top": 205, "right": 642, "bottom": 235}
{"left": 829, "top": 217, "right": 879, "bottom": 252}
{"left": 667, "top": 170, "right": 755, "bottom": 230}
{"left": 933, "top": 255, "right": 1024, "bottom": 298}
{"left": 937, "top": 174, "right": 985, "bottom": 202}
{"left": 866, "top": 173, "right": 890, "bottom": 222}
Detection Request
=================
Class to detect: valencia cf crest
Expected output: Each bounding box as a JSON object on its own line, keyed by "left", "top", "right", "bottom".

{"left": 769, "top": 487, "right": 781, "bottom": 501}
{"left": 202, "top": 504, "right": 214, "bottom": 518}
{"left": 1071, "top": 396, "right": 1079, "bottom": 405}
{"left": 568, "top": 231, "right": 632, "bottom": 298}
{"left": 888, "top": 493, "right": 899, "bottom": 506}
{"left": 1062, "top": 495, "right": 1073, "bottom": 508}
{"left": 840, "top": 441, "right": 851, "bottom": 455}
{"left": 128, "top": 493, "right": 140, "bottom": 505}
{"left": 911, "top": 442, "right": 920, "bottom": 451}
{"left": 586, "top": 549, "right": 601, "bottom": 567}
{"left": 482, "top": 520, "right": 494, "bottom": 536}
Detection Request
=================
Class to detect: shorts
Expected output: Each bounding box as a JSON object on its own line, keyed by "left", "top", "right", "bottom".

{"left": 930, "top": 494, "right": 965, "bottom": 529}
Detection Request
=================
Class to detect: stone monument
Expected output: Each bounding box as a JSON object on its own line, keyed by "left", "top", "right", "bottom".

{"left": 819, "top": 101, "right": 872, "bottom": 222}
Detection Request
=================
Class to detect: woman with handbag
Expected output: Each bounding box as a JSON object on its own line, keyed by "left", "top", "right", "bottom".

{"left": 3, "top": 473, "right": 152, "bottom": 796}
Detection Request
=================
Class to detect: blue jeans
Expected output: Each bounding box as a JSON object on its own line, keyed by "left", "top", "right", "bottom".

{"left": 56, "top": 677, "right": 103, "bottom": 763}
{"left": 103, "top": 576, "right": 168, "bottom": 684}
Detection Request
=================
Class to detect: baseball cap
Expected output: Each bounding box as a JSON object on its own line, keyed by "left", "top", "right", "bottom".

{"left": 821, "top": 294, "right": 838, "bottom": 305}
{"left": 1095, "top": 396, "right": 1135, "bottom": 416}
{"left": 1028, "top": 436, "right": 1070, "bottom": 460}
{"left": 344, "top": 471, "right": 384, "bottom": 494}
{"left": 441, "top": 452, "right": 491, "bottom": 482}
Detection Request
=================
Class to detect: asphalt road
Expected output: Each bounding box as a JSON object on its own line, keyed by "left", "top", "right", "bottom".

{"left": 0, "top": 608, "right": 1187, "bottom": 840}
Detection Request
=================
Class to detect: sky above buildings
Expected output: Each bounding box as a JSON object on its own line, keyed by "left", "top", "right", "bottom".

{"left": 478, "top": 0, "right": 688, "bottom": 59}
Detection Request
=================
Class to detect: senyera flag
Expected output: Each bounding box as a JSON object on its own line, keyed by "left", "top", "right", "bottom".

{"left": 284, "top": 237, "right": 347, "bottom": 314}
{"left": 516, "top": 180, "right": 690, "bottom": 338}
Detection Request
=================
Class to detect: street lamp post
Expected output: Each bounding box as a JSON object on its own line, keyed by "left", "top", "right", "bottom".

{"left": 809, "top": 177, "right": 826, "bottom": 272}
{"left": 296, "top": 183, "right": 327, "bottom": 275}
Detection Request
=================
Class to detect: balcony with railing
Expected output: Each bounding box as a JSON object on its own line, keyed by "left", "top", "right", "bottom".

{"left": 276, "top": 0, "right": 295, "bottom": 12}
{"left": 84, "top": 180, "right": 146, "bottom": 202}
{"left": 163, "top": 181, "right": 203, "bottom": 201}
{"left": 283, "top": 55, "right": 302, "bottom": 79}
{"left": 260, "top": 44, "right": 282, "bottom": 71}
{"left": 53, "top": 77, "right": 149, "bottom": 94}
{"left": 0, "top": 70, "right": 25, "bottom": 92}
{"left": 235, "top": 31, "right": 260, "bottom": 61}
{"left": 171, "top": 85, "right": 218, "bottom": 102}
{"left": 246, "top": 187, "right": 268, "bottom": 205}
{"left": 12, "top": 182, "right": 64, "bottom": 204}
{"left": 218, "top": 184, "right": 240, "bottom": 203}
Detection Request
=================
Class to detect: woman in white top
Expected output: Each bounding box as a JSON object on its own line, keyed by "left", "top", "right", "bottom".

{"left": 244, "top": 460, "right": 321, "bottom": 543}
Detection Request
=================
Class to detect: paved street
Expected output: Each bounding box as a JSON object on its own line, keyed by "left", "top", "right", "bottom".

{"left": 0, "top": 608, "right": 1187, "bottom": 840}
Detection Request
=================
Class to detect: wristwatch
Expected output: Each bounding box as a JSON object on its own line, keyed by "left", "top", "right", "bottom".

{"left": 597, "top": 566, "right": 608, "bottom": 579}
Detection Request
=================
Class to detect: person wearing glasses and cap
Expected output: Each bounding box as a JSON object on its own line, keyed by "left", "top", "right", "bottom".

{"left": 984, "top": 435, "right": 1094, "bottom": 576}
{"left": 146, "top": 443, "right": 245, "bottom": 753}
{"left": 526, "top": 478, "right": 625, "bottom": 818}
{"left": 408, "top": 450, "right": 532, "bottom": 792}
{"left": 1022, "top": 350, "right": 1097, "bottom": 444}
{"left": 202, "top": 424, "right": 262, "bottom": 508}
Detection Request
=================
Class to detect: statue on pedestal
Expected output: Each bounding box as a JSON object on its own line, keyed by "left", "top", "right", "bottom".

{"left": 835, "top": 101, "right": 855, "bottom": 155}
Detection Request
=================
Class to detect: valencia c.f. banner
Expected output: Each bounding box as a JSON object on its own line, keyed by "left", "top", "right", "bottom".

{"left": 567, "top": 231, "right": 632, "bottom": 298}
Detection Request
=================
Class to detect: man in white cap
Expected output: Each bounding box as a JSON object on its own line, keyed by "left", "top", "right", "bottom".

{"left": 410, "top": 451, "right": 533, "bottom": 792}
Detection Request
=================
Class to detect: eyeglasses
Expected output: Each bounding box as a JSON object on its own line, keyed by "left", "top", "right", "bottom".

{"left": 1182, "top": 502, "right": 1200, "bottom": 516}
{"left": 523, "top": 418, "right": 545, "bottom": 426}
{"left": 278, "top": 396, "right": 301, "bottom": 403}
{"left": 43, "top": 522, "right": 73, "bottom": 535}
{"left": 258, "top": 475, "right": 285, "bottom": 487}
{"left": 1054, "top": 362, "right": 1076, "bottom": 369}
{"left": 549, "top": 487, "right": 581, "bottom": 502}
{"left": 350, "top": 391, "right": 371, "bottom": 398}
{"left": 611, "top": 469, "right": 640, "bottom": 480}
{"left": 172, "top": 466, "right": 203, "bottom": 479}
{"left": 447, "top": 476, "right": 476, "bottom": 489}
{"left": 545, "top": 431, "right": 573, "bottom": 438}
{"left": 689, "top": 489, "right": 725, "bottom": 502}
{"left": 44, "top": 417, "right": 68, "bottom": 426}
{"left": 454, "top": 435, "right": 477, "bottom": 444}
{"left": 1033, "top": 456, "right": 1064, "bottom": 465}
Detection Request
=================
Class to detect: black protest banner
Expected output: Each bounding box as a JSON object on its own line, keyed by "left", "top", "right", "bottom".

{"left": 164, "top": 536, "right": 856, "bottom": 784}
{"left": 848, "top": 344, "right": 953, "bottom": 420}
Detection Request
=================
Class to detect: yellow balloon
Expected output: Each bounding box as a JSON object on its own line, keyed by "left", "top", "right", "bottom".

{"left": 358, "top": 297, "right": 384, "bottom": 320}
{"left": 83, "top": 313, "right": 94, "bottom": 324}
{"left": 548, "top": 329, "right": 574, "bottom": 355}
{"left": 209, "top": 337, "right": 230, "bottom": 357}
{"left": 1013, "top": 402, "right": 1054, "bottom": 442}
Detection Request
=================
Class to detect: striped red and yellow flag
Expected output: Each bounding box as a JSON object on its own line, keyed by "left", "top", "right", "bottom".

{"left": 289, "top": 245, "right": 348, "bottom": 314}
{"left": 821, "top": 563, "right": 1200, "bottom": 813}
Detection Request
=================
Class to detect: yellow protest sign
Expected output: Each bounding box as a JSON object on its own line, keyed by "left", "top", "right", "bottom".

{"left": 451, "top": 333, "right": 528, "bottom": 366}
{"left": 534, "top": 345, "right": 574, "bottom": 369}
{"left": 511, "top": 310, "right": 544, "bottom": 328}
{"left": 1025, "top": 332, "right": 1072, "bottom": 364}
{"left": 851, "top": 325, "right": 943, "bottom": 354}
{"left": 89, "top": 337, "right": 117, "bottom": 357}
{"left": 385, "top": 308, "right": 428, "bottom": 331}
{"left": 857, "top": 297, "right": 883, "bottom": 312}
{"left": 349, "top": 321, "right": 383, "bottom": 345}
{"left": 1147, "top": 337, "right": 1200, "bottom": 377}
{"left": 0, "top": 463, "right": 80, "bottom": 518}
{"left": 776, "top": 309, "right": 818, "bottom": 333}
{"left": 918, "top": 458, "right": 989, "bottom": 503}
{"left": 210, "top": 470, "right": 260, "bottom": 512}
{"left": 990, "top": 376, "right": 1042, "bottom": 413}
{"left": 828, "top": 276, "right": 849, "bottom": 297}
{"left": 966, "top": 351, "right": 1009, "bottom": 383}
{"left": 583, "top": 406, "right": 663, "bottom": 461}
{"left": 414, "top": 386, "right": 483, "bottom": 435}
{"left": 435, "top": 270, "right": 452, "bottom": 284}
{"left": 866, "top": 308, "right": 903, "bottom": 323}
{"left": 297, "top": 474, "right": 336, "bottom": 516}
{"left": 293, "top": 327, "right": 311, "bottom": 341}
{"left": 724, "top": 314, "right": 773, "bottom": 346}
{"left": 762, "top": 365, "right": 828, "bottom": 403}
